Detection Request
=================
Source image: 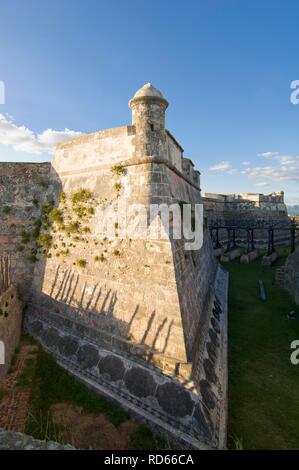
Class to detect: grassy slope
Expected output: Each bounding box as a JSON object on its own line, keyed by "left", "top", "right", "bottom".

{"left": 25, "top": 346, "right": 167, "bottom": 449}
{"left": 226, "top": 253, "right": 299, "bottom": 449}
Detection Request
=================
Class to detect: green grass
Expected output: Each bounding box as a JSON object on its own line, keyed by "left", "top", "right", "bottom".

{"left": 130, "top": 425, "right": 169, "bottom": 450}
{"left": 26, "top": 347, "right": 128, "bottom": 440}
{"left": 226, "top": 252, "right": 299, "bottom": 449}
{"left": 18, "top": 358, "right": 36, "bottom": 387}
{"left": 25, "top": 347, "right": 167, "bottom": 449}
{"left": 0, "top": 388, "right": 7, "bottom": 402}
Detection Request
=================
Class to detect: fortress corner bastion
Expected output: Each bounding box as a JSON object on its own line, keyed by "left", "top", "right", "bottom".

{"left": 0, "top": 84, "right": 228, "bottom": 449}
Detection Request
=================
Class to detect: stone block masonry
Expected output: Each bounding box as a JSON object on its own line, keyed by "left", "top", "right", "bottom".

{"left": 1, "top": 83, "right": 228, "bottom": 448}
{"left": 284, "top": 247, "right": 299, "bottom": 305}
{"left": 204, "top": 192, "right": 291, "bottom": 249}
{"left": 0, "top": 162, "right": 54, "bottom": 300}
{"left": 0, "top": 286, "right": 23, "bottom": 378}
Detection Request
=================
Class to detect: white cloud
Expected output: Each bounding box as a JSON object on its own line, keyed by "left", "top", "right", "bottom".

{"left": 0, "top": 113, "right": 82, "bottom": 155}
{"left": 208, "top": 160, "right": 232, "bottom": 172}
{"left": 258, "top": 151, "right": 279, "bottom": 158}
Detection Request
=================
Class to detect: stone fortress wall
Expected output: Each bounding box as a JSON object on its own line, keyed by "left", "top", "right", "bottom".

{"left": 0, "top": 163, "right": 53, "bottom": 299}
{"left": 203, "top": 191, "right": 291, "bottom": 249}
{"left": 0, "top": 286, "right": 23, "bottom": 378}
{"left": 283, "top": 247, "right": 299, "bottom": 305}
{"left": 0, "top": 84, "right": 228, "bottom": 448}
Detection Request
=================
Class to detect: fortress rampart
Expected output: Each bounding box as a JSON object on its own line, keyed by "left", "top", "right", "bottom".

{"left": 0, "top": 84, "right": 228, "bottom": 448}
{"left": 203, "top": 191, "right": 291, "bottom": 249}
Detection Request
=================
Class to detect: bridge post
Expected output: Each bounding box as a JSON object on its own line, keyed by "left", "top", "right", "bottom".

{"left": 225, "top": 228, "right": 231, "bottom": 253}
{"left": 251, "top": 229, "right": 255, "bottom": 251}
{"left": 215, "top": 227, "right": 221, "bottom": 249}
{"left": 267, "top": 228, "right": 273, "bottom": 256}
{"left": 291, "top": 225, "right": 295, "bottom": 253}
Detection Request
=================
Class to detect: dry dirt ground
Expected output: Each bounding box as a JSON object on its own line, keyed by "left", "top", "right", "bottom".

{"left": 0, "top": 341, "right": 38, "bottom": 432}
{"left": 51, "top": 403, "right": 140, "bottom": 450}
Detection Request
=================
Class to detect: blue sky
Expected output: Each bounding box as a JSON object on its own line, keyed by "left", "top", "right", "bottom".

{"left": 0, "top": 0, "right": 299, "bottom": 203}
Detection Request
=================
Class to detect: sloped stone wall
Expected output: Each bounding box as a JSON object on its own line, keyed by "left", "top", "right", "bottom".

{"left": 0, "top": 163, "right": 54, "bottom": 299}
{"left": 0, "top": 286, "right": 23, "bottom": 378}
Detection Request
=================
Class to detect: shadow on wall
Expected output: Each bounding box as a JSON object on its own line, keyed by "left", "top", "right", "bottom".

{"left": 29, "top": 271, "right": 175, "bottom": 361}
{"left": 25, "top": 165, "right": 182, "bottom": 363}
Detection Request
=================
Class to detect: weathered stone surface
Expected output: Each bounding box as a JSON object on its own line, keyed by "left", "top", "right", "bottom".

{"left": 211, "top": 318, "right": 220, "bottom": 334}
{"left": 261, "top": 252, "right": 278, "bottom": 266}
{"left": 0, "top": 429, "right": 74, "bottom": 450}
{"left": 43, "top": 327, "right": 61, "bottom": 349}
{"left": 3, "top": 84, "right": 229, "bottom": 449}
{"left": 156, "top": 382, "right": 193, "bottom": 417}
{"left": 57, "top": 335, "right": 78, "bottom": 357}
{"left": 0, "top": 286, "right": 23, "bottom": 378}
{"left": 204, "top": 191, "right": 290, "bottom": 249}
{"left": 284, "top": 247, "right": 299, "bottom": 305}
{"left": 203, "top": 358, "right": 217, "bottom": 385}
{"left": 124, "top": 367, "right": 156, "bottom": 397}
{"left": 192, "top": 404, "right": 212, "bottom": 440}
{"left": 98, "top": 355, "right": 125, "bottom": 382}
{"left": 220, "top": 248, "right": 241, "bottom": 262}
{"left": 199, "top": 380, "right": 216, "bottom": 410}
{"left": 240, "top": 249, "right": 259, "bottom": 264}
{"left": 76, "top": 344, "right": 100, "bottom": 369}
{"left": 29, "top": 320, "right": 44, "bottom": 337}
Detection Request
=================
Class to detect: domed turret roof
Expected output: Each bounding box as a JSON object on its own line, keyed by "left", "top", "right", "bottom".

{"left": 133, "top": 83, "right": 164, "bottom": 99}
{"left": 129, "top": 83, "right": 168, "bottom": 107}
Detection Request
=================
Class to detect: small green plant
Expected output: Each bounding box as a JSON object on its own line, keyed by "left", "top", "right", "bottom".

{"left": 95, "top": 254, "right": 105, "bottom": 262}
{"left": 59, "top": 191, "right": 67, "bottom": 203}
{"left": 71, "top": 188, "right": 92, "bottom": 205}
{"left": 82, "top": 226, "right": 91, "bottom": 233}
{"left": 87, "top": 207, "right": 94, "bottom": 215}
{"left": 3, "top": 206, "right": 12, "bottom": 215}
{"left": 32, "top": 219, "right": 42, "bottom": 239}
{"left": 28, "top": 254, "right": 38, "bottom": 263}
{"left": 111, "top": 164, "right": 127, "bottom": 176}
{"left": 114, "top": 182, "right": 122, "bottom": 194}
{"left": 65, "top": 221, "right": 80, "bottom": 235}
{"left": 41, "top": 201, "right": 54, "bottom": 218}
{"left": 17, "top": 245, "right": 25, "bottom": 252}
{"left": 32, "top": 198, "right": 39, "bottom": 207}
{"left": 112, "top": 250, "right": 120, "bottom": 257}
{"left": 38, "top": 234, "right": 53, "bottom": 250}
{"left": 72, "top": 206, "right": 86, "bottom": 218}
{"left": 49, "top": 208, "right": 63, "bottom": 225}
{"left": 76, "top": 259, "right": 87, "bottom": 268}
{"left": 21, "top": 230, "right": 30, "bottom": 244}
{"left": 230, "top": 434, "right": 244, "bottom": 450}
{"left": 60, "top": 249, "right": 70, "bottom": 257}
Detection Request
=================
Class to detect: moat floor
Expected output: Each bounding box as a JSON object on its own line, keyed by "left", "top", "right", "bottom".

{"left": 226, "top": 250, "right": 299, "bottom": 450}
{"left": 0, "top": 336, "right": 168, "bottom": 450}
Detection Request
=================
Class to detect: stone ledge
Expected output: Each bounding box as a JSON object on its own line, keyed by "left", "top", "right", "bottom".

{"left": 261, "top": 252, "right": 278, "bottom": 266}
{"left": 0, "top": 429, "right": 74, "bottom": 450}
{"left": 240, "top": 249, "right": 259, "bottom": 264}
{"left": 220, "top": 248, "right": 241, "bottom": 262}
